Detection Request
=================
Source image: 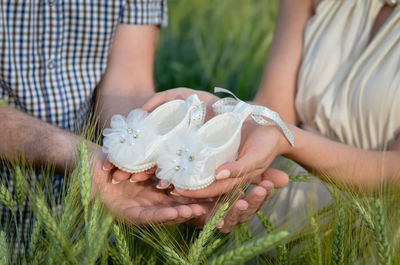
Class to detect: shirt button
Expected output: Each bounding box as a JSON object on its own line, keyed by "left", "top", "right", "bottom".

{"left": 47, "top": 60, "right": 55, "bottom": 70}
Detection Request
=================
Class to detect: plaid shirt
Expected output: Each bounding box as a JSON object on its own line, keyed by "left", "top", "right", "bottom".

{"left": 0, "top": 0, "right": 167, "bottom": 254}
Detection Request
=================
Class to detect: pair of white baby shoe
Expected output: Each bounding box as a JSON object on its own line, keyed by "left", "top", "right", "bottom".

{"left": 102, "top": 88, "right": 294, "bottom": 191}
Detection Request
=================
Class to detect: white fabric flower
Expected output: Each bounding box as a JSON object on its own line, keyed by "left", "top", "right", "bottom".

{"left": 156, "top": 129, "right": 216, "bottom": 191}
{"left": 102, "top": 109, "right": 158, "bottom": 167}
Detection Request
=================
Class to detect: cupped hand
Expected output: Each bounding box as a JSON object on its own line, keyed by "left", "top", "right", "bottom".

{"left": 170, "top": 121, "right": 290, "bottom": 198}
{"left": 188, "top": 169, "right": 287, "bottom": 233}
{"left": 92, "top": 148, "right": 206, "bottom": 226}
{"left": 141, "top": 87, "right": 220, "bottom": 121}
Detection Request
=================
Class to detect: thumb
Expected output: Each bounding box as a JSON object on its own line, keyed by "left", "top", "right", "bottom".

{"left": 251, "top": 168, "right": 289, "bottom": 189}
{"left": 216, "top": 152, "right": 261, "bottom": 180}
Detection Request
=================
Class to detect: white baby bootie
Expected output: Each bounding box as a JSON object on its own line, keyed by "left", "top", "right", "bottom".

{"left": 102, "top": 94, "right": 205, "bottom": 173}
{"left": 155, "top": 87, "right": 294, "bottom": 191}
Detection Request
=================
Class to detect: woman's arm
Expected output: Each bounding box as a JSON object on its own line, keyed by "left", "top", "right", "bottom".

{"left": 282, "top": 125, "right": 400, "bottom": 188}
{"left": 255, "top": 0, "right": 314, "bottom": 124}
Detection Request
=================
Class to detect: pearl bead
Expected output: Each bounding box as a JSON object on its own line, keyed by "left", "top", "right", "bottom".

{"left": 175, "top": 165, "right": 181, "bottom": 172}
{"left": 133, "top": 133, "right": 139, "bottom": 139}
{"left": 127, "top": 128, "right": 133, "bottom": 134}
{"left": 176, "top": 149, "right": 183, "bottom": 156}
{"left": 188, "top": 155, "right": 195, "bottom": 162}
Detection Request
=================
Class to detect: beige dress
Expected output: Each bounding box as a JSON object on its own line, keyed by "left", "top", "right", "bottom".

{"left": 257, "top": 0, "right": 400, "bottom": 229}
{"left": 296, "top": 0, "right": 400, "bottom": 151}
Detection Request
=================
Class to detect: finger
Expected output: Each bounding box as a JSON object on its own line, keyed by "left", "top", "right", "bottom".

{"left": 216, "top": 151, "right": 263, "bottom": 180}
{"left": 238, "top": 184, "right": 269, "bottom": 223}
{"left": 187, "top": 203, "right": 207, "bottom": 217}
{"left": 129, "top": 172, "right": 154, "bottom": 183}
{"left": 145, "top": 167, "right": 157, "bottom": 175}
{"left": 219, "top": 200, "right": 248, "bottom": 233}
{"left": 174, "top": 205, "right": 194, "bottom": 219}
{"left": 124, "top": 206, "right": 179, "bottom": 226}
{"left": 251, "top": 168, "right": 289, "bottom": 189}
{"left": 103, "top": 159, "right": 115, "bottom": 171}
{"left": 173, "top": 178, "right": 247, "bottom": 199}
{"left": 141, "top": 92, "right": 168, "bottom": 112}
{"left": 186, "top": 201, "right": 219, "bottom": 228}
{"left": 112, "top": 170, "right": 131, "bottom": 184}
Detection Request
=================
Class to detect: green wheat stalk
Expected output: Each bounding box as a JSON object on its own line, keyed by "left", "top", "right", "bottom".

{"left": 85, "top": 213, "right": 114, "bottom": 265}
{"left": 256, "top": 211, "right": 274, "bottom": 233}
{"left": 0, "top": 183, "right": 14, "bottom": 214}
{"left": 0, "top": 231, "right": 8, "bottom": 265}
{"left": 111, "top": 223, "right": 132, "bottom": 265}
{"left": 256, "top": 211, "right": 287, "bottom": 264}
{"left": 14, "top": 165, "right": 27, "bottom": 211}
{"left": 163, "top": 245, "right": 188, "bottom": 265}
{"left": 289, "top": 174, "right": 312, "bottom": 182}
{"left": 87, "top": 197, "right": 101, "bottom": 247}
{"left": 35, "top": 196, "right": 76, "bottom": 264}
{"left": 331, "top": 206, "right": 345, "bottom": 265}
{"left": 29, "top": 216, "right": 42, "bottom": 259}
{"left": 188, "top": 202, "right": 229, "bottom": 263}
{"left": 205, "top": 238, "right": 223, "bottom": 257}
{"left": 310, "top": 217, "right": 322, "bottom": 265}
{"left": 210, "top": 230, "right": 289, "bottom": 265}
{"left": 372, "top": 199, "right": 391, "bottom": 265}
{"left": 78, "top": 141, "right": 92, "bottom": 227}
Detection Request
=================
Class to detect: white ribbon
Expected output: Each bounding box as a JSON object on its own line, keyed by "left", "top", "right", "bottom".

{"left": 213, "top": 87, "right": 295, "bottom": 147}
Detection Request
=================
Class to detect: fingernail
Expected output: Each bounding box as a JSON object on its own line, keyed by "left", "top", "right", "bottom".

{"left": 217, "top": 220, "right": 224, "bottom": 229}
{"left": 129, "top": 178, "right": 137, "bottom": 183}
{"left": 102, "top": 165, "right": 111, "bottom": 172}
{"left": 112, "top": 179, "right": 120, "bottom": 185}
{"left": 170, "top": 191, "right": 181, "bottom": 197}
{"left": 216, "top": 170, "right": 231, "bottom": 180}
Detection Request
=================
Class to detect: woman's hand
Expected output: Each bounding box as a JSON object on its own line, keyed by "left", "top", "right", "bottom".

{"left": 142, "top": 87, "right": 220, "bottom": 121}
{"left": 170, "top": 120, "right": 291, "bottom": 198}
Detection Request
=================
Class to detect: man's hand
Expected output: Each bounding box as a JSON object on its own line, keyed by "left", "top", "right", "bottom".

{"left": 92, "top": 149, "right": 206, "bottom": 225}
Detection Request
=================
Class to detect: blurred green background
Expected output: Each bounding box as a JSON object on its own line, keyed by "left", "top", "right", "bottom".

{"left": 155, "top": 0, "right": 279, "bottom": 100}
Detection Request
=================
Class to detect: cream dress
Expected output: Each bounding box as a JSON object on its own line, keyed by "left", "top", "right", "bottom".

{"left": 257, "top": 0, "right": 400, "bottom": 229}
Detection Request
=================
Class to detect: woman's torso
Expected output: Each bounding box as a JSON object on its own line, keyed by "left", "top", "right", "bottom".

{"left": 296, "top": 0, "right": 400, "bottom": 151}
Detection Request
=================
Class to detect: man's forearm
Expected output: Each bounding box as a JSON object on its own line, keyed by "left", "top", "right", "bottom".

{"left": 0, "top": 105, "right": 80, "bottom": 172}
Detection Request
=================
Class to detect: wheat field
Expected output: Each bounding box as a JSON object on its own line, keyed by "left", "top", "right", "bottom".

{"left": 1, "top": 0, "right": 399, "bottom": 264}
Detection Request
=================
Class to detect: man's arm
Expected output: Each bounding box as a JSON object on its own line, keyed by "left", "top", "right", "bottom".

{"left": 95, "top": 25, "right": 159, "bottom": 128}
{"left": 0, "top": 105, "right": 79, "bottom": 171}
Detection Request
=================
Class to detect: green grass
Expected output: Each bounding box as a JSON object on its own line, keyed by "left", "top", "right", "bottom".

{"left": 2, "top": 0, "right": 400, "bottom": 264}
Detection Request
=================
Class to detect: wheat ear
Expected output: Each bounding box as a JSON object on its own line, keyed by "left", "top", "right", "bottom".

{"left": 29, "top": 216, "right": 41, "bottom": 259}
{"left": 0, "top": 183, "right": 14, "bottom": 214}
{"left": 111, "top": 223, "right": 132, "bottom": 265}
{"left": 85, "top": 213, "right": 114, "bottom": 265}
{"left": 373, "top": 199, "right": 391, "bottom": 265}
{"left": 205, "top": 238, "right": 223, "bottom": 257}
{"left": 210, "top": 230, "right": 288, "bottom": 265}
{"left": 256, "top": 211, "right": 274, "bottom": 233}
{"left": 35, "top": 196, "right": 76, "bottom": 264}
{"left": 188, "top": 202, "right": 229, "bottom": 263}
{"left": 310, "top": 217, "right": 322, "bottom": 265}
{"left": 256, "top": 211, "right": 287, "bottom": 264}
{"left": 331, "top": 206, "right": 345, "bottom": 265}
{"left": 14, "top": 165, "right": 27, "bottom": 211}
{"left": 0, "top": 231, "right": 8, "bottom": 265}
{"left": 78, "top": 141, "right": 91, "bottom": 226}
{"left": 163, "top": 245, "right": 188, "bottom": 265}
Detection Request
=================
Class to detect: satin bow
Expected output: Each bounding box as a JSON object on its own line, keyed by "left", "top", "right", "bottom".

{"left": 212, "top": 87, "right": 295, "bottom": 147}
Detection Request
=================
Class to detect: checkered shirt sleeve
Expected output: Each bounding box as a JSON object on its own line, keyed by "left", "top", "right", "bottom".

{"left": 120, "top": 0, "right": 168, "bottom": 27}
